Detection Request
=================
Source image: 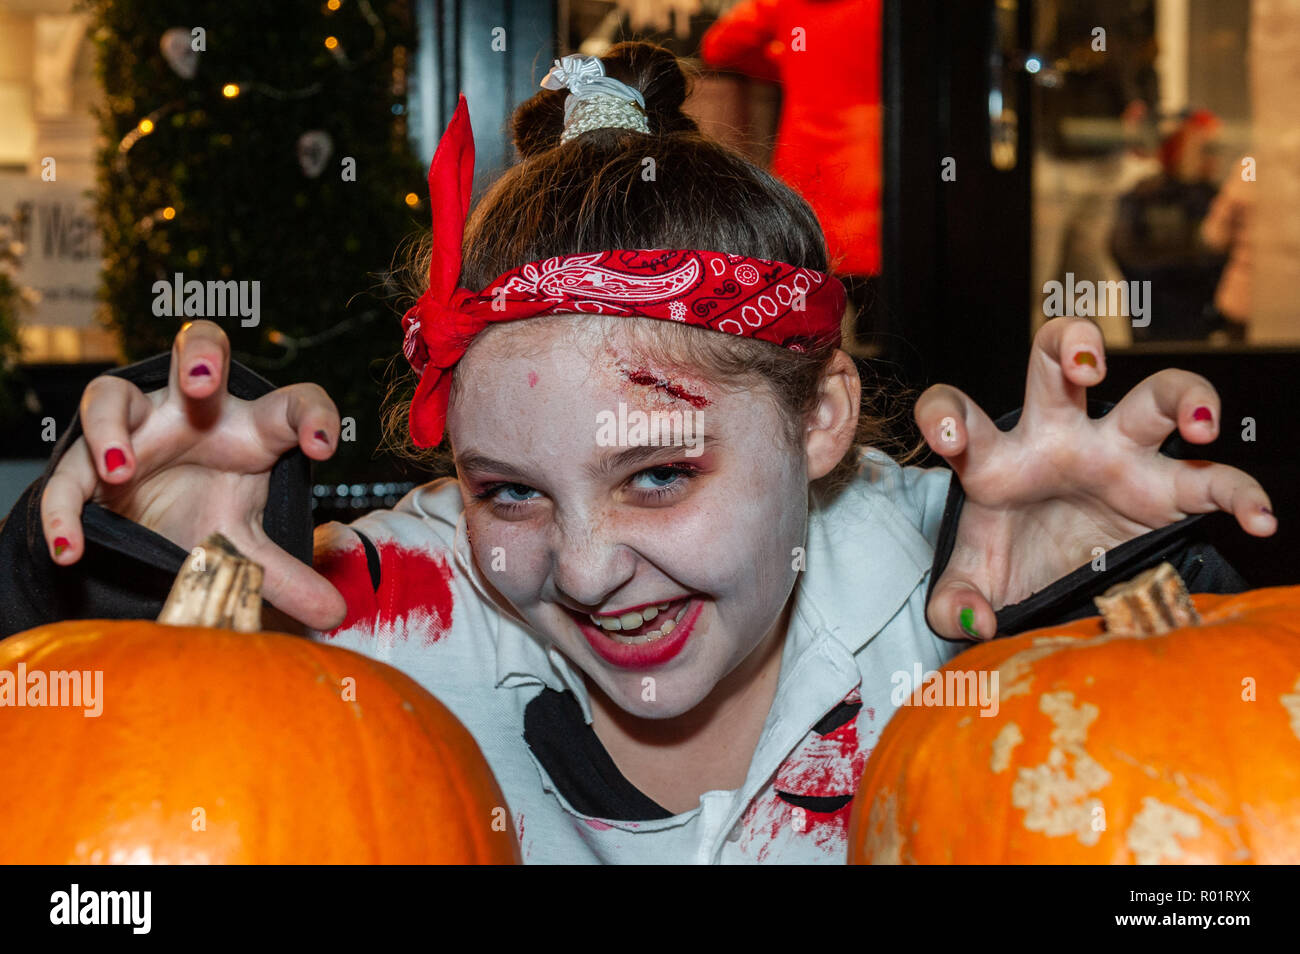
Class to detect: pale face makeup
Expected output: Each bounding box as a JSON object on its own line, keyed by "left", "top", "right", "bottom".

{"left": 446, "top": 316, "right": 811, "bottom": 720}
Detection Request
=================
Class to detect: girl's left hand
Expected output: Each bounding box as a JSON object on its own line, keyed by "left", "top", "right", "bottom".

{"left": 917, "top": 317, "right": 1276, "bottom": 641}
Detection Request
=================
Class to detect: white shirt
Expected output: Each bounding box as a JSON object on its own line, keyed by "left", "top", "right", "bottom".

{"left": 309, "top": 447, "right": 966, "bottom": 863}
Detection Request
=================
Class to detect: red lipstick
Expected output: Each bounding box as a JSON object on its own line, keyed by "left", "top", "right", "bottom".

{"left": 574, "top": 597, "right": 705, "bottom": 670}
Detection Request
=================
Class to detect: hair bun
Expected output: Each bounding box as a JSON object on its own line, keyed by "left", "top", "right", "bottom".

{"left": 513, "top": 41, "right": 698, "bottom": 158}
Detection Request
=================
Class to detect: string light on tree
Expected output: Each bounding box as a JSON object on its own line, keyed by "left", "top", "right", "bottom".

{"left": 91, "top": 0, "right": 425, "bottom": 488}
{"left": 113, "top": 0, "right": 387, "bottom": 177}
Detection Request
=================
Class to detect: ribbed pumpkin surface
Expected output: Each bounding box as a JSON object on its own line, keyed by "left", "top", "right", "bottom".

{"left": 0, "top": 621, "right": 520, "bottom": 864}
{"left": 849, "top": 585, "right": 1300, "bottom": 864}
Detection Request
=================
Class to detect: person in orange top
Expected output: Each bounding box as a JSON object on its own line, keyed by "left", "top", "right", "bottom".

{"left": 701, "top": 0, "right": 883, "bottom": 346}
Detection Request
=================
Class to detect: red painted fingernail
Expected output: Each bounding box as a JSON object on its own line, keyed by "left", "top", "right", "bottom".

{"left": 104, "top": 447, "right": 126, "bottom": 472}
{"left": 1073, "top": 350, "right": 1097, "bottom": 368}
{"left": 189, "top": 362, "right": 212, "bottom": 377}
{"left": 314, "top": 429, "right": 328, "bottom": 443}
{"left": 53, "top": 537, "right": 69, "bottom": 556}
{"left": 1193, "top": 406, "right": 1213, "bottom": 422}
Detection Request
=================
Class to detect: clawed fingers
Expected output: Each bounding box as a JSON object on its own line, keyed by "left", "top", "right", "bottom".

{"left": 168, "top": 320, "right": 232, "bottom": 426}
{"left": 40, "top": 437, "right": 100, "bottom": 565}
{"left": 1169, "top": 458, "right": 1275, "bottom": 537}
{"left": 1105, "top": 367, "right": 1221, "bottom": 450}
{"left": 251, "top": 382, "right": 342, "bottom": 461}
{"left": 913, "top": 383, "right": 1000, "bottom": 464}
{"left": 241, "top": 538, "right": 348, "bottom": 632}
{"left": 79, "top": 375, "right": 154, "bottom": 485}
{"left": 1023, "top": 317, "right": 1108, "bottom": 423}
{"left": 926, "top": 573, "right": 998, "bottom": 642}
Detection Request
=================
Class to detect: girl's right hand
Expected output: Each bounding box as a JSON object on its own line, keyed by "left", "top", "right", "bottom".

{"left": 40, "top": 320, "right": 348, "bottom": 632}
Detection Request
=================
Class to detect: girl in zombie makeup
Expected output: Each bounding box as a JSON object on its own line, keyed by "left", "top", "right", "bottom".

{"left": 2, "top": 43, "right": 1273, "bottom": 863}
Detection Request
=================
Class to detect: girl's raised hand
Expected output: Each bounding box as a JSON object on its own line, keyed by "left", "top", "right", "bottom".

{"left": 39, "top": 320, "right": 348, "bottom": 632}
{"left": 916, "top": 316, "right": 1276, "bottom": 641}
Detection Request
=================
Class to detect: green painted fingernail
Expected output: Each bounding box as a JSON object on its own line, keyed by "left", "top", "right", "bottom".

{"left": 959, "top": 606, "right": 981, "bottom": 638}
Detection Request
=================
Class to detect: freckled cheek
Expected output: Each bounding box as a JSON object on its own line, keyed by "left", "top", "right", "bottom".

{"left": 684, "top": 476, "right": 805, "bottom": 590}
{"left": 466, "top": 517, "right": 552, "bottom": 598}
{"left": 625, "top": 492, "right": 800, "bottom": 589}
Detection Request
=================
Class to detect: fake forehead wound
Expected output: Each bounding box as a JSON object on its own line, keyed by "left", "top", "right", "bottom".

{"left": 621, "top": 368, "right": 711, "bottom": 409}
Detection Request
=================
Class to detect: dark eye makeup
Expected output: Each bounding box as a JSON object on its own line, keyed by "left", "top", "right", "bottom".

{"left": 471, "top": 462, "right": 703, "bottom": 516}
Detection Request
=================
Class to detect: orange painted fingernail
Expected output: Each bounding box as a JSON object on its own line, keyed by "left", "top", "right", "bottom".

{"left": 1073, "top": 350, "right": 1097, "bottom": 368}
{"left": 53, "top": 537, "right": 69, "bottom": 557}
{"left": 1193, "top": 406, "right": 1213, "bottom": 423}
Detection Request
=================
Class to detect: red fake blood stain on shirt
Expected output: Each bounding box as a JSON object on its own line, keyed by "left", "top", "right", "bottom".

{"left": 738, "top": 687, "right": 872, "bottom": 862}
{"left": 316, "top": 537, "right": 454, "bottom": 645}
{"left": 517, "top": 812, "right": 532, "bottom": 861}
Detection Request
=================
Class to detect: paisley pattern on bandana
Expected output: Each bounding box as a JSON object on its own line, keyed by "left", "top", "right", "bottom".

{"left": 401, "top": 92, "right": 847, "bottom": 448}
{"left": 402, "top": 249, "right": 844, "bottom": 378}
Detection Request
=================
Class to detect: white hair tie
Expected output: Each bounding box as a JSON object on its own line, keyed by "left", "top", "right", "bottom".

{"left": 540, "top": 53, "right": 651, "bottom": 143}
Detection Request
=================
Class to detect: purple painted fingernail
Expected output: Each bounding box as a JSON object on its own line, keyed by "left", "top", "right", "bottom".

{"left": 189, "top": 362, "right": 212, "bottom": 377}
{"left": 1261, "top": 506, "right": 1274, "bottom": 516}
{"left": 314, "top": 429, "right": 328, "bottom": 443}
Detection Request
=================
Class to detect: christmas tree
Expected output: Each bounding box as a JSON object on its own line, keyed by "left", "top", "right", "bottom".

{"left": 88, "top": 0, "right": 427, "bottom": 492}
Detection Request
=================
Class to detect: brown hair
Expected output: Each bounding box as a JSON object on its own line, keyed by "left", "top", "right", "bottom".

{"left": 380, "top": 41, "right": 922, "bottom": 493}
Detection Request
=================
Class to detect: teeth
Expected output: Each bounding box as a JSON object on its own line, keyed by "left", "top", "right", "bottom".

{"left": 587, "top": 598, "right": 693, "bottom": 644}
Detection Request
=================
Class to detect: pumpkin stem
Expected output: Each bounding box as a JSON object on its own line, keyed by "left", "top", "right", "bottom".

{"left": 1093, "top": 560, "right": 1201, "bottom": 637}
{"left": 157, "top": 532, "right": 264, "bottom": 632}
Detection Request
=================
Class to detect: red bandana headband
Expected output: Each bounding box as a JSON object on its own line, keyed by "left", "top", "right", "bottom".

{"left": 401, "top": 93, "right": 847, "bottom": 448}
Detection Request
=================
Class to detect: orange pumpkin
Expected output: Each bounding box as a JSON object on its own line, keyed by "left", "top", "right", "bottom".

{"left": 0, "top": 535, "right": 519, "bottom": 864}
{"left": 848, "top": 564, "right": 1300, "bottom": 864}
